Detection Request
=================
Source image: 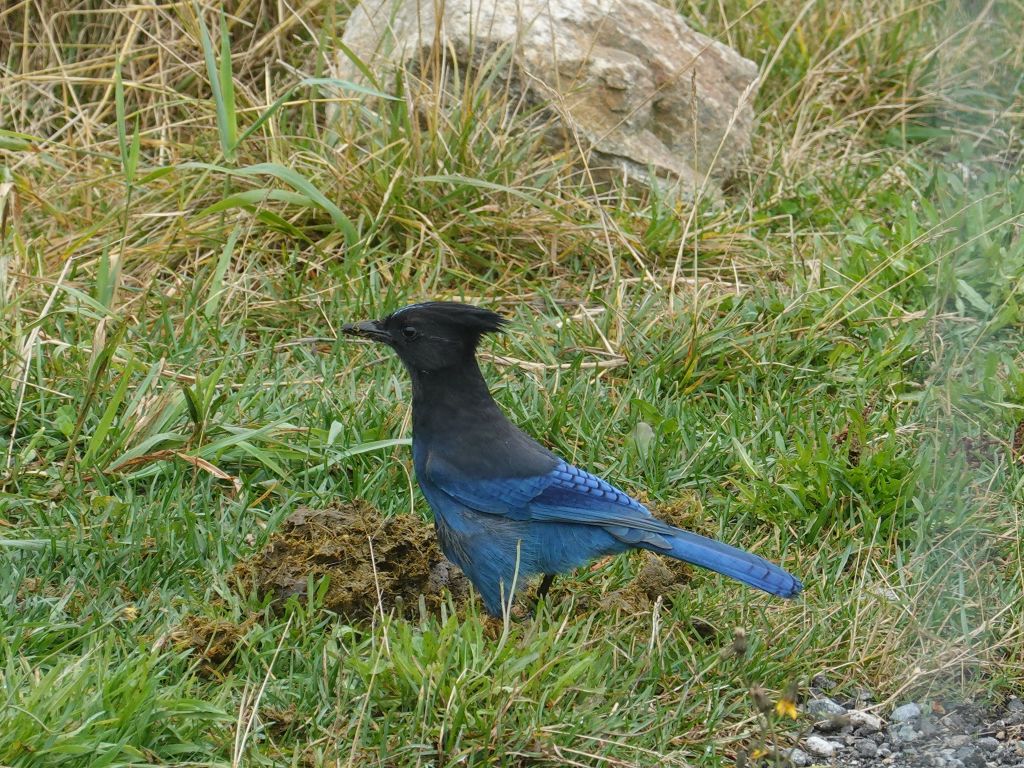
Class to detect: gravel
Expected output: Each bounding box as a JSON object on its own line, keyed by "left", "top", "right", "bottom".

{"left": 772, "top": 695, "right": 1024, "bottom": 767}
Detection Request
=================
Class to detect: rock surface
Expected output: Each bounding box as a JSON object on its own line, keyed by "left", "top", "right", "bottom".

{"left": 336, "top": 0, "right": 759, "bottom": 193}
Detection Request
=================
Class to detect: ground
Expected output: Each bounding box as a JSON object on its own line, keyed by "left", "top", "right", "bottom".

{"left": 1, "top": 1, "right": 1022, "bottom": 766}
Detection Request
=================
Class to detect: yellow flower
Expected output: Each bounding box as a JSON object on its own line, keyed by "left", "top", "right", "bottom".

{"left": 775, "top": 680, "right": 800, "bottom": 719}
{"left": 775, "top": 697, "right": 798, "bottom": 719}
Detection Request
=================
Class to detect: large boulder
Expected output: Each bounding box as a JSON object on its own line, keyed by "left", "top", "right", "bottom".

{"left": 335, "top": 0, "right": 760, "bottom": 194}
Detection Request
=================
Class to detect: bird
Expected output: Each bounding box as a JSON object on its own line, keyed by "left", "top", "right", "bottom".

{"left": 343, "top": 301, "right": 801, "bottom": 617}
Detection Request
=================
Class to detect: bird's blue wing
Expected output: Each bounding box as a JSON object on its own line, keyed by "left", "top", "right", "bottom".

{"left": 422, "top": 451, "right": 552, "bottom": 519}
{"left": 425, "top": 455, "right": 675, "bottom": 547}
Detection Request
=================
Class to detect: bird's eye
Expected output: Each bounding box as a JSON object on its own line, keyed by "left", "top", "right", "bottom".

{"left": 401, "top": 326, "right": 419, "bottom": 340}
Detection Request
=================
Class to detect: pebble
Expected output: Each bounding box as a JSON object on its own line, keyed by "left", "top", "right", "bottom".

{"left": 804, "top": 736, "right": 837, "bottom": 758}
{"left": 814, "top": 717, "right": 846, "bottom": 733}
{"left": 896, "top": 724, "right": 920, "bottom": 743}
{"left": 785, "top": 747, "right": 811, "bottom": 766}
{"left": 954, "top": 745, "right": 985, "bottom": 768}
{"left": 977, "top": 736, "right": 1000, "bottom": 752}
{"left": 848, "top": 708, "right": 884, "bottom": 733}
{"left": 811, "top": 673, "right": 836, "bottom": 691}
{"left": 854, "top": 738, "right": 879, "bottom": 758}
{"left": 1008, "top": 696, "right": 1024, "bottom": 714}
{"left": 892, "top": 702, "right": 923, "bottom": 723}
{"left": 808, "top": 697, "right": 847, "bottom": 717}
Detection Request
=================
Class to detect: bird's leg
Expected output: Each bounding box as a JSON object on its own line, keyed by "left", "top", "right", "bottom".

{"left": 537, "top": 573, "right": 556, "bottom": 600}
{"left": 534, "top": 574, "right": 556, "bottom": 610}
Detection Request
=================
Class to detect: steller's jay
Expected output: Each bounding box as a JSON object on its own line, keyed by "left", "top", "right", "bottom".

{"left": 343, "top": 302, "right": 801, "bottom": 616}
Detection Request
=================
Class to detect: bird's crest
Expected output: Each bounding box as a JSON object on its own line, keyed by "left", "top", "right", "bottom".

{"left": 389, "top": 302, "right": 507, "bottom": 337}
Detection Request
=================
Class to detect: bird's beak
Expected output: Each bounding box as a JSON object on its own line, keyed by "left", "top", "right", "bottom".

{"left": 341, "top": 319, "right": 391, "bottom": 344}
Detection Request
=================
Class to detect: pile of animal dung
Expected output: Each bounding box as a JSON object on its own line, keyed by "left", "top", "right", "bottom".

{"left": 233, "top": 502, "right": 469, "bottom": 621}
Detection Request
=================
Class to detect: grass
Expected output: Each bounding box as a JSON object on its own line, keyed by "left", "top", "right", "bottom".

{"left": 1, "top": 0, "right": 1023, "bottom": 765}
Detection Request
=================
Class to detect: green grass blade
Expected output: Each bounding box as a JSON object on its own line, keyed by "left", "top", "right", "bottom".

{"left": 203, "top": 225, "right": 240, "bottom": 320}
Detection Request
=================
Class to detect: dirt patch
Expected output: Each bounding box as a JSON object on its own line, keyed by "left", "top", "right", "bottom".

{"left": 589, "top": 495, "right": 705, "bottom": 613}
{"left": 1013, "top": 419, "right": 1024, "bottom": 463}
{"left": 959, "top": 433, "right": 1002, "bottom": 467}
{"left": 232, "top": 502, "right": 470, "bottom": 622}
{"left": 595, "top": 551, "right": 692, "bottom": 613}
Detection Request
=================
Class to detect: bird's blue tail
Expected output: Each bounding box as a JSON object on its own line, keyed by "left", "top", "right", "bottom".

{"left": 656, "top": 529, "right": 802, "bottom": 598}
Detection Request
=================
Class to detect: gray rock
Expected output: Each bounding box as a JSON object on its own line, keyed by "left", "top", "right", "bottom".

{"left": 895, "top": 724, "right": 920, "bottom": 743}
{"left": 854, "top": 688, "right": 876, "bottom": 707}
{"left": 335, "top": 0, "right": 759, "bottom": 194}
{"left": 812, "top": 714, "right": 850, "bottom": 733}
{"left": 893, "top": 702, "right": 923, "bottom": 722}
{"left": 784, "top": 747, "right": 811, "bottom": 766}
{"left": 808, "top": 697, "right": 847, "bottom": 717}
{"left": 811, "top": 673, "right": 836, "bottom": 691}
{"left": 978, "top": 736, "right": 1001, "bottom": 752}
{"left": 803, "top": 736, "right": 837, "bottom": 758}
{"left": 854, "top": 738, "right": 879, "bottom": 758}
{"left": 1008, "top": 697, "right": 1024, "bottom": 713}
{"left": 955, "top": 745, "right": 985, "bottom": 768}
{"left": 848, "top": 708, "right": 884, "bottom": 733}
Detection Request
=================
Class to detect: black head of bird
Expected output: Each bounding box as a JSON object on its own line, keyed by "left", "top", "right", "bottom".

{"left": 342, "top": 301, "right": 506, "bottom": 374}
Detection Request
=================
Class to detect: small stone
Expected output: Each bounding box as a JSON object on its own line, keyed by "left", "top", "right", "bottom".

{"left": 948, "top": 735, "right": 971, "bottom": 749}
{"left": 879, "top": 744, "right": 893, "bottom": 757}
{"left": 813, "top": 716, "right": 847, "bottom": 733}
{"left": 848, "top": 709, "right": 884, "bottom": 733}
{"left": 895, "top": 724, "right": 920, "bottom": 743}
{"left": 978, "top": 736, "right": 1001, "bottom": 752}
{"left": 892, "top": 702, "right": 923, "bottom": 722}
{"left": 955, "top": 745, "right": 985, "bottom": 768}
{"left": 808, "top": 697, "right": 847, "bottom": 717}
{"left": 854, "top": 738, "right": 879, "bottom": 758}
{"left": 811, "top": 673, "right": 836, "bottom": 691}
{"left": 785, "top": 747, "right": 811, "bottom": 766}
{"left": 854, "top": 688, "right": 876, "bottom": 706}
{"left": 804, "top": 736, "right": 837, "bottom": 758}
{"left": 1008, "top": 697, "right": 1024, "bottom": 713}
